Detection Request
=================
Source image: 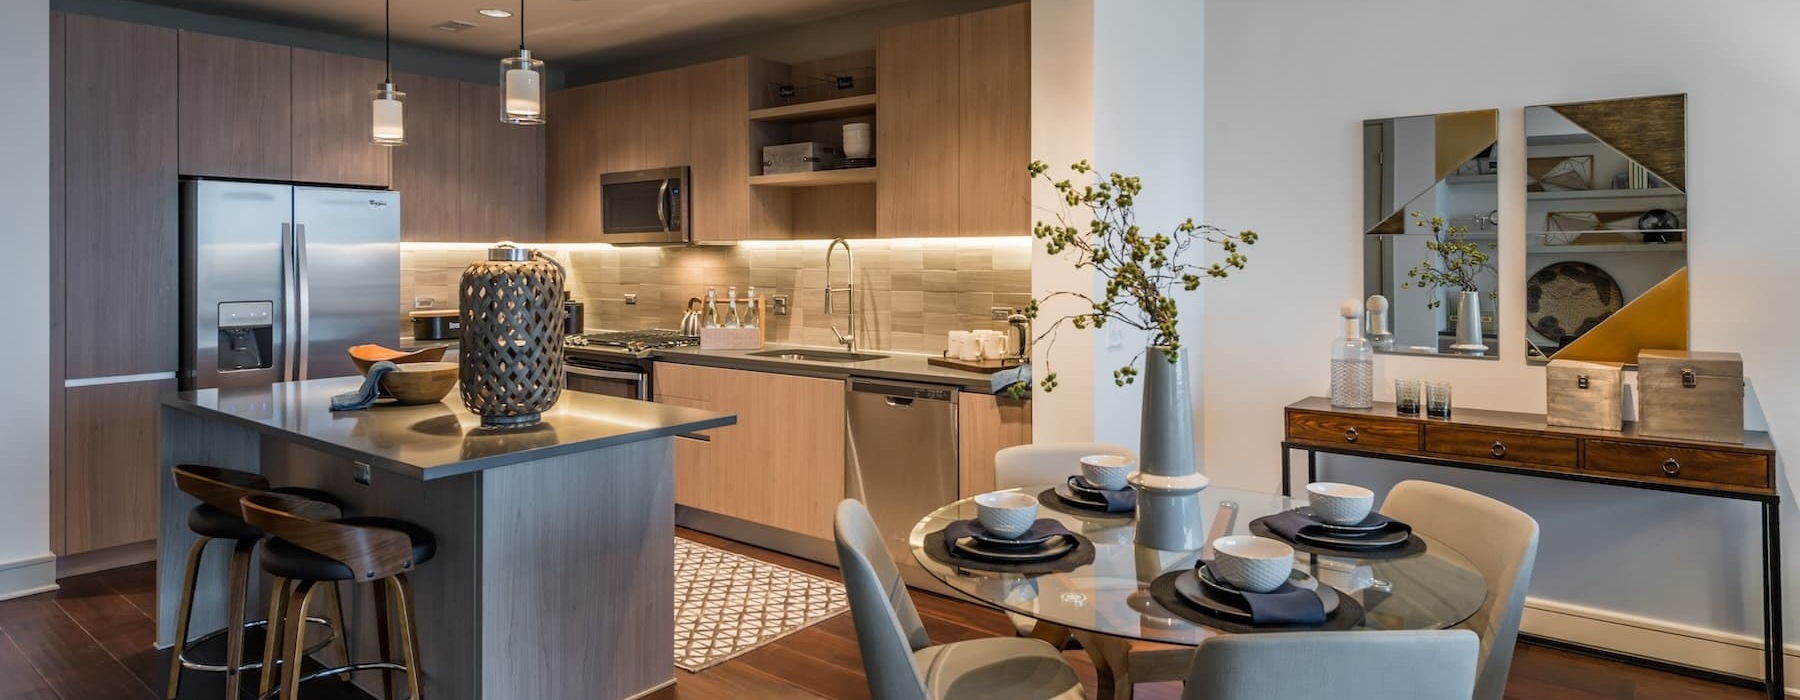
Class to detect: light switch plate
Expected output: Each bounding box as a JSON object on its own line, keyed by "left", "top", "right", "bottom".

{"left": 353, "top": 461, "right": 372, "bottom": 485}
{"left": 771, "top": 295, "right": 790, "bottom": 316}
{"left": 1106, "top": 328, "right": 1123, "bottom": 349}
{"left": 624, "top": 293, "right": 638, "bottom": 305}
{"left": 990, "top": 307, "right": 1015, "bottom": 321}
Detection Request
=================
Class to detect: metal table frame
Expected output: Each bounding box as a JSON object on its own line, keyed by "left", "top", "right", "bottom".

{"left": 1281, "top": 441, "right": 1785, "bottom": 700}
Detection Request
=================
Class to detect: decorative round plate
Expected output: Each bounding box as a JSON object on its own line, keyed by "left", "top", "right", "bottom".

{"left": 1174, "top": 568, "right": 1339, "bottom": 621}
{"left": 1291, "top": 507, "right": 1388, "bottom": 534}
{"left": 1527, "top": 261, "right": 1624, "bottom": 343}
{"left": 969, "top": 527, "right": 1059, "bottom": 549}
{"left": 950, "top": 534, "right": 1076, "bottom": 562}
{"left": 1053, "top": 483, "right": 1113, "bottom": 511}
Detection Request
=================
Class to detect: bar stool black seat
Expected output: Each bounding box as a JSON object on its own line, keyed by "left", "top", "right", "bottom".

{"left": 167, "top": 466, "right": 349, "bottom": 700}
{"left": 261, "top": 517, "right": 438, "bottom": 581}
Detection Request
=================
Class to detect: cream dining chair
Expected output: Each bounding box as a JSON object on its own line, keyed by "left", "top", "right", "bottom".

{"left": 1178, "top": 630, "right": 1480, "bottom": 700}
{"left": 993, "top": 442, "right": 1137, "bottom": 642}
{"left": 834, "top": 499, "right": 1087, "bottom": 700}
{"left": 1381, "top": 480, "right": 1539, "bottom": 700}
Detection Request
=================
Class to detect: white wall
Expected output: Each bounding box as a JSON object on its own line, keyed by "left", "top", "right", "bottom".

{"left": 1202, "top": 0, "right": 1799, "bottom": 658}
{"left": 0, "top": 0, "right": 56, "bottom": 600}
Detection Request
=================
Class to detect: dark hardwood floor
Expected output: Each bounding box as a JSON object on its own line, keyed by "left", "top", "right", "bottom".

{"left": 0, "top": 529, "right": 1758, "bottom": 700}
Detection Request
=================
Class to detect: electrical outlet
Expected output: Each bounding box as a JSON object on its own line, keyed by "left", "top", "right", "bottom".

{"left": 1106, "top": 328, "right": 1123, "bottom": 349}
{"left": 772, "top": 295, "right": 790, "bottom": 316}
{"left": 413, "top": 297, "right": 434, "bottom": 308}
{"left": 990, "top": 307, "right": 1015, "bottom": 321}
{"left": 353, "top": 461, "right": 372, "bottom": 485}
{"left": 624, "top": 293, "right": 638, "bottom": 305}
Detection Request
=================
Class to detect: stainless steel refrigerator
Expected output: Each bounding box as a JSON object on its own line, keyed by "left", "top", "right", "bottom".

{"left": 180, "top": 179, "right": 401, "bottom": 390}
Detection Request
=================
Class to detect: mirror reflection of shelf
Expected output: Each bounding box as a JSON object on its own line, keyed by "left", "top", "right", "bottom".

{"left": 1528, "top": 234, "right": 1686, "bottom": 255}
{"left": 1444, "top": 174, "right": 1496, "bottom": 184}
{"left": 1528, "top": 187, "right": 1684, "bottom": 201}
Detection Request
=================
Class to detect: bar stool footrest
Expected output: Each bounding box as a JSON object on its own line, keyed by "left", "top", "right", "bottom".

{"left": 254, "top": 661, "right": 411, "bottom": 700}
{"left": 176, "top": 616, "right": 336, "bottom": 673}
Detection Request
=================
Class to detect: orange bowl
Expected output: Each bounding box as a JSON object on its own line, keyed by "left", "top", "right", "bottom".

{"left": 349, "top": 344, "right": 450, "bottom": 375}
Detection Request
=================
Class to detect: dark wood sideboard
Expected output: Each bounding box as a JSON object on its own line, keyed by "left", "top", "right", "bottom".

{"left": 1280, "top": 396, "right": 1783, "bottom": 699}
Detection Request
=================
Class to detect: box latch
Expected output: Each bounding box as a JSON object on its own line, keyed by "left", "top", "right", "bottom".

{"left": 1681, "top": 368, "right": 1698, "bottom": 388}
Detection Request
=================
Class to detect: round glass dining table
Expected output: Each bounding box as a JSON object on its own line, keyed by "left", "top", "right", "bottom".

{"left": 908, "top": 485, "right": 1488, "bottom": 646}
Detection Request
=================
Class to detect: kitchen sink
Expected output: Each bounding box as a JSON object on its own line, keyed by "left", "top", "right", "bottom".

{"left": 747, "top": 349, "right": 888, "bottom": 363}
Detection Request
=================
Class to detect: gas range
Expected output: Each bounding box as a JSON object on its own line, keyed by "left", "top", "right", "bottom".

{"left": 566, "top": 329, "right": 698, "bottom": 356}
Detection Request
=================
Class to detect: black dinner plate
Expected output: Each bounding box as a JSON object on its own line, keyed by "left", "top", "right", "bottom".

{"left": 1293, "top": 523, "right": 1412, "bottom": 549}
{"left": 1067, "top": 476, "right": 1131, "bottom": 500}
{"left": 951, "top": 534, "right": 1077, "bottom": 562}
{"left": 969, "top": 527, "right": 1059, "bottom": 549}
{"left": 1197, "top": 564, "right": 1318, "bottom": 602}
{"left": 1174, "top": 568, "right": 1338, "bottom": 621}
{"left": 1292, "top": 507, "right": 1389, "bottom": 534}
{"left": 1053, "top": 483, "right": 1115, "bottom": 511}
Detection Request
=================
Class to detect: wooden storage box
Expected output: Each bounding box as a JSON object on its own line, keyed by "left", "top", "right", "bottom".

{"left": 1637, "top": 349, "right": 1745, "bottom": 444}
{"left": 1545, "top": 359, "right": 1625, "bottom": 431}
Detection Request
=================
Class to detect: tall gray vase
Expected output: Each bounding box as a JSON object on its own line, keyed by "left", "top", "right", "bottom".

{"left": 1129, "top": 346, "right": 1210, "bottom": 551}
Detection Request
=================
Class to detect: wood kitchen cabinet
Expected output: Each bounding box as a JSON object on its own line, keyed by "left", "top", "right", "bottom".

{"left": 655, "top": 363, "right": 845, "bottom": 540}
{"left": 876, "top": 3, "right": 1030, "bottom": 238}
{"left": 545, "top": 80, "right": 608, "bottom": 241}
{"left": 547, "top": 66, "right": 693, "bottom": 241}
{"left": 178, "top": 31, "right": 292, "bottom": 180}
{"left": 63, "top": 380, "right": 175, "bottom": 555}
{"left": 291, "top": 48, "right": 390, "bottom": 187}
{"left": 957, "top": 392, "right": 1033, "bottom": 498}
{"left": 459, "top": 81, "right": 546, "bottom": 242}
{"left": 391, "top": 72, "right": 463, "bottom": 241}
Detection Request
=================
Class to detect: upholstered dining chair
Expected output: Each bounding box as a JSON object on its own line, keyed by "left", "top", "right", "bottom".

{"left": 992, "top": 442, "right": 1137, "bottom": 643}
{"left": 1381, "top": 480, "right": 1539, "bottom": 700}
{"left": 834, "top": 499, "right": 1087, "bottom": 700}
{"left": 1178, "top": 630, "right": 1480, "bottom": 700}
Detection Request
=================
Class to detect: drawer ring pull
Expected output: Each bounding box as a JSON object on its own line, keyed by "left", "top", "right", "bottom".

{"left": 1662, "top": 458, "right": 1681, "bottom": 476}
{"left": 1490, "top": 441, "right": 1507, "bottom": 458}
{"left": 1344, "top": 427, "right": 1359, "bottom": 443}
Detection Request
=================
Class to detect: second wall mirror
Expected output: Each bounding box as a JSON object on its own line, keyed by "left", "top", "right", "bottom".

{"left": 1362, "top": 109, "right": 1500, "bottom": 359}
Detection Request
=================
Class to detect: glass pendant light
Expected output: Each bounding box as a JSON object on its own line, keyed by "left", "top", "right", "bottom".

{"left": 500, "top": 0, "right": 545, "bottom": 125}
{"left": 370, "top": 0, "right": 405, "bottom": 145}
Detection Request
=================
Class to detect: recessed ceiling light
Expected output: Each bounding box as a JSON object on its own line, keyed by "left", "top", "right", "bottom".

{"left": 478, "top": 8, "right": 513, "bottom": 18}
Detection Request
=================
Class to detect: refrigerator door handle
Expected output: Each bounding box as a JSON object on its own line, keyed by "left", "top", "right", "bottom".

{"left": 281, "top": 222, "right": 297, "bottom": 381}
{"left": 295, "top": 223, "right": 311, "bottom": 381}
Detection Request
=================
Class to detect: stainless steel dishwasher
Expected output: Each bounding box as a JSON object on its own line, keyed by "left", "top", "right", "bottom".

{"left": 845, "top": 377, "right": 959, "bottom": 589}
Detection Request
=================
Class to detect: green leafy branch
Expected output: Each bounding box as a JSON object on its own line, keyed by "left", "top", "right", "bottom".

{"left": 1402, "top": 211, "right": 1496, "bottom": 309}
{"left": 1013, "top": 160, "right": 1257, "bottom": 398}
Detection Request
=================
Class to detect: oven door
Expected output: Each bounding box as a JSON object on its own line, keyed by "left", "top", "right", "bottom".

{"left": 564, "top": 364, "right": 648, "bottom": 400}
{"left": 600, "top": 167, "right": 689, "bottom": 244}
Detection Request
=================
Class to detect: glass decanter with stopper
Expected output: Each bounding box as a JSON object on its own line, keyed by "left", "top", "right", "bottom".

{"left": 1330, "top": 299, "right": 1374, "bottom": 408}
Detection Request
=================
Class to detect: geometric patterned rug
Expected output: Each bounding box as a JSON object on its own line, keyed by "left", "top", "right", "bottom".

{"left": 673, "top": 537, "right": 850, "bottom": 672}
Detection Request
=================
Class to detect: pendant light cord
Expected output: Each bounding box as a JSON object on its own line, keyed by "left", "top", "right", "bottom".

{"left": 383, "top": 0, "right": 392, "bottom": 82}
{"left": 519, "top": 0, "right": 526, "bottom": 51}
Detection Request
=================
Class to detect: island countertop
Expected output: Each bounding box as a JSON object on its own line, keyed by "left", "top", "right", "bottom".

{"left": 163, "top": 376, "right": 736, "bottom": 479}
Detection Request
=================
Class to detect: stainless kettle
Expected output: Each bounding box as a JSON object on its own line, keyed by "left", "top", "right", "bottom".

{"left": 680, "top": 297, "right": 704, "bottom": 337}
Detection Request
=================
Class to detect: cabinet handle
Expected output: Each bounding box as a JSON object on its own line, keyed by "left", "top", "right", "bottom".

{"left": 1344, "top": 427, "right": 1359, "bottom": 443}
{"left": 1490, "top": 441, "right": 1507, "bottom": 458}
{"left": 1662, "top": 458, "right": 1681, "bottom": 476}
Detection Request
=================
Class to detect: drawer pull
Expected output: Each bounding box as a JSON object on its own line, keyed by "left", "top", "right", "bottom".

{"left": 1490, "top": 441, "right": 1507, "bottom": 458}
{"left": 1661, "top": 458, "right": 1681, "bottom": 475}
{"left": 1344, "top": 427, "right": 1359, "bottom": 443}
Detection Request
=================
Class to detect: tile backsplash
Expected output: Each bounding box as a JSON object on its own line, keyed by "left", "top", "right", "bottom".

{"left": 399, "top": 238, "right": 1032, "bottom": 354}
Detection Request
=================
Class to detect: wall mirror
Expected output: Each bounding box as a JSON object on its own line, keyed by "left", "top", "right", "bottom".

{"left": 1522, "top": 94, "right": 1687, "bottom": 364}
{"left": 1362, "top": 109, "right": 1500, "bottom": 359}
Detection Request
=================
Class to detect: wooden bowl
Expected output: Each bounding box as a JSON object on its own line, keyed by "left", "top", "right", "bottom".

{"left": 349, "top": 344, "right": 450, "bottom": 375}
{"left": 378, "top": 362, "right": 459, "bottom": 405}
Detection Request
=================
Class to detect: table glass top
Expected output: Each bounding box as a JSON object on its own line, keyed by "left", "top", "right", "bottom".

{"left": 908, "top": 486, "right": 1487, "bottom": 645}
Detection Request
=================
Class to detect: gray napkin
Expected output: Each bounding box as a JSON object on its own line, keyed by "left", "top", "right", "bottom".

{"left": 1069, "top": 476, "right": 1137, "bottom": 512}
{"left": 330, "top": 361, "right": 399, "bottom": 411}
{"left": 1200, "top": 560, "right": 1327, "bottom": 625}
{"left": 1264, "top": 509, "right": 1409, "bottom": 542}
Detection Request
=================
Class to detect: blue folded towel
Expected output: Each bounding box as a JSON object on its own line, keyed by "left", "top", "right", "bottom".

{"left": 942, "top": 518, "right": 1074, "bottom": 556}
{"left": 330, "top": 361, "right": 400, "bottom": 411}
{"left": 1263, "top": 509, "right": 1409, "bottom": 542}
{"left": 991, "top": 363, "right": 1031, "bottom": 395}
{"left": 1200, "top": 560, "right": 1327, "bottom": 625}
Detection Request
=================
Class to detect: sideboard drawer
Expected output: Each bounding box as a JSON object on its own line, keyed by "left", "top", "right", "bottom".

{"left": 1286, "top": 411, "right": 1419, "bottom": 451}
{"left": 1425, "top": 425, "right": 1578, "bottom": 468}
{"left": 1584, "top": 440, "right": 1772, "bottom": 490}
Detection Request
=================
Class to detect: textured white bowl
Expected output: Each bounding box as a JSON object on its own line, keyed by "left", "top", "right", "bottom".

{"left": 974, "top": 491, "right": 1039, "bottom": 538}
{"left": 1306, "top": 482, "right": 1375, "bottom": 525}
{"left": 1211, "top": 535, "right": 1294, "bottom": 593}
{"left": 1079, "top": 454, "right": 1136, "bottom": 491}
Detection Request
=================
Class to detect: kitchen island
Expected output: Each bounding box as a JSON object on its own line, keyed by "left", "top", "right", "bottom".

{"left": 157, "top": 376, "right": 735, "bottom": 700}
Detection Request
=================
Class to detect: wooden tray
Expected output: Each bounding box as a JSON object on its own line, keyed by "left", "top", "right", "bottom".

{"left": 928, "top": 355, "right": 1023, "bottom": 373}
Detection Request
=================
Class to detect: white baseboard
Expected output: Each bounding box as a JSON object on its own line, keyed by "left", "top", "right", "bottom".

{"left": 0, "top": 552, "right": 58, "bottom": 601}
{"left": 1522, "top": 596, "right": 1797, "bottom": 696}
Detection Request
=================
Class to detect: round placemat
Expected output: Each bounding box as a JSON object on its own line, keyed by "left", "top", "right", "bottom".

{"left": 1527, "top": 261, "right": 1623, "bottom": 342}
{"left": 1248, "top": 516, "right": 1428, "bottom": 560}
{"left": 1148, "top": 570, "right": 1364, "bottom": 633}
{"left": 1037, "top": 488, "right": 1134, "bottom": 520}
{"left": 922, "top": 529, "right": 1096, "bottom": 574}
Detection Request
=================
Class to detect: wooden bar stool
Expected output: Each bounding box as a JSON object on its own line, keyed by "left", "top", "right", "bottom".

{"left": 167, "top": 465, "right": 350, "bottom": 700}
{"left": 241, "top": 492, "right": 438, "bottom": 700}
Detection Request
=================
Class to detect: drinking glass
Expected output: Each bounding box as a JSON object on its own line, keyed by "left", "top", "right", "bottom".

{"left": 1394, "top": 379, "right": 1422, "bottom": 416}
{"left": 1425, "top": 381, "right": 1453, "bottom": 419}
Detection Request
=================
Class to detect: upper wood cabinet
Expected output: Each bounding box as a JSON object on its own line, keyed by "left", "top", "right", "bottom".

{"left": 547, "top": 66, "right": 693, "bottom": 242}
{"left": 546, "top": 81, "right": 607, "bottom": 242}
{"left": 391, "top": 72, "right": 463, "bottom": 241}
{"left": 291, "top": 48, "right": 390, "bottom": 187}
{"left": 877, "top": 3, "right": 1030, "bottom": 238}
{"left": 178, "top": 32, "right": 292, "bottom": 181}
{"left": 64, "top": 14, "right": 179, "bottom": 379}
{"left": 459, "top": 82, "right": 546, "bottom": 242}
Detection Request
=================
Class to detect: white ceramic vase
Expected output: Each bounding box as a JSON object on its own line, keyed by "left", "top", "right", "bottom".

{"left": 1130, "top": 346, "right": 1209, "bottom": 551}
{"left": 1450, "top": 290, "right": 1488, "bottom": 355}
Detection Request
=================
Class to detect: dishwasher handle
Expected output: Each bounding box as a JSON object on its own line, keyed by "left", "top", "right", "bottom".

{"left": 847, "top": 377, "right": 959, "bottom": 404}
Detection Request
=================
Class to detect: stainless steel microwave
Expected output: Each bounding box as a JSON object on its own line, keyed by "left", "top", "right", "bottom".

{"left": 600, "top": 166, "right": 690, "bottom": 245}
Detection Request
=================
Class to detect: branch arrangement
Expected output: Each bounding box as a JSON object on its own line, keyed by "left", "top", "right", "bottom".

{"left": 1402, "top": 210, "right": 1497, "bottom": 309}
{"left": 1016, "top": 160, "right": 1257, "bottom": 398}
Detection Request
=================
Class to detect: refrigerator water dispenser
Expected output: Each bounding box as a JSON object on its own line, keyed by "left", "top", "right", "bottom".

{"left": 218, "top": 301, "right": 273, "bottom": 371}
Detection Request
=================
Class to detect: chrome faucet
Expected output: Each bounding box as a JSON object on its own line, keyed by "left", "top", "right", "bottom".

{"left": 825, "top": 238, "right": 855, "bottom": 353}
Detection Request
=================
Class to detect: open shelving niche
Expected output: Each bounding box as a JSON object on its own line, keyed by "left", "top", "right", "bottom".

{"left": 747, "top": 50, "right": 878, "bottom": 239}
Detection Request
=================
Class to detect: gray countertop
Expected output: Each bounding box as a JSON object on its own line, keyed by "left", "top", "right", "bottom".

{"left": 163, "top": 377, "right": 736, "bottom": 480}
{"left": 650, "top": 345, "right": 1008, "bottom": 393}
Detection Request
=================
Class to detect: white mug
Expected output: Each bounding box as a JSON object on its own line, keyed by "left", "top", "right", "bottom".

{"left": 948, "top": 331, "right": 979, "bottom": 361}
{"left": 975, "top": 331, "right": 1007, "bottom": 359}
{"left": 842, "top": 122, "right": 872, "bottom": 159}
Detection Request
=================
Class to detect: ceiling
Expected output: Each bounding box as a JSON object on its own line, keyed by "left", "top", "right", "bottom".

{"left": 139, "top": 0, "right": 912, "bottom": 66}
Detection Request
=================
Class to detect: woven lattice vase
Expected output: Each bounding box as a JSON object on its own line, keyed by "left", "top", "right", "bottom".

{"left": 459, "top": 244, "right": 566, "bottom": 427}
